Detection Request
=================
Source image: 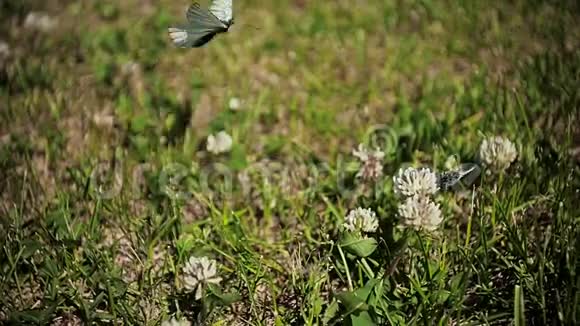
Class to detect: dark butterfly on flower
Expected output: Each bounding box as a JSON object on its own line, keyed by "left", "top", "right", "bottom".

{"left": 168, "top": 0, "right": 233, "bottom": 48}
{"left": 437, "top": 163, "right": 481, "bottom": 191}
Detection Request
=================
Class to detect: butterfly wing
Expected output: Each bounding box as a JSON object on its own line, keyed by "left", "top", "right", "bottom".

{"left": 438, "top": 164, "right": 481, "bottom": 191}
{"left": 168, "top": 3, "right": 226, "bottom": 48}
{"left": 209, "top": 0, "right": 233, "bottom": 25}
{"left": 186, "top": 2, "right": 225, "bottom": 27}
{"left": 168, "top": 26, "right": 217, "bottom": 47}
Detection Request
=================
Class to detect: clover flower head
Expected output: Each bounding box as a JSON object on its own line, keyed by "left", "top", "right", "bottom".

{"left": 393, "top": 167, "right": 439, "bottom": 197}
{"left": 182, "top": 256, "right": 222, "bottom": 300}
{"left": 398, "top": 195, "right": 443, "bottom": 231}
{"left": 479, "top": 136, "right": 517, "bottom": 172}
{"left": 0, "top": 41, "right": 10, "bottom": 58}
{"left": 343, "top": 207, "right": 379, "bottom": 233}
{"left": 228, "top": 97, "right": 242, "bottom": 111}
{"left": 206, "top": 131, "right": 233, "bottom": 154}
{"left": 24, "top": 12, "right": 56, "bottom": 32}
{"left": 352, "top": 144, "right": 385, "bottom": 182}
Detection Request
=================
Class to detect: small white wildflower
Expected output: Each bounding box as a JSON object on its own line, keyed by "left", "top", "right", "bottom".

{"left": 121, "top": 61, "right": 141, "bottom": 76}
{"left": 343, "top": 207, "right": 379, "bottom": 233}
{"left": 352, "top": 144, "right": 385, "bottom": 182}
{"left": 161, "top": 317, "right": 191, "bottom": 326}
{"left": 0, "top": 41, "right": 10, "bottom": 58}
{"left": 479, "top": 136, "right": 517, "bottom": 172}
{"left": 206, "top": 131, "right": 233, "bottom": 154}
{"left": 228, "top": 97, "right": 242, "bottom": 111}
{"left": 24, "top": 12, "right": 56, "bottom": 32}
{"left": 182, "top": 256, "right": 222, "bottom": 300}
{"left": 398, "top": 195, "right": 443, "bottom": 231}
{"left": 92, "top": 110, "right": 115, "bottom": 129}
{"left": 393, "top": 167, "right": 439, "bottom": 197}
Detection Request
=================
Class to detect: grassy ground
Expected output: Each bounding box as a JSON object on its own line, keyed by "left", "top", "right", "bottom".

{"left": 1, "top": 0, "right": 580, "bottom": 325}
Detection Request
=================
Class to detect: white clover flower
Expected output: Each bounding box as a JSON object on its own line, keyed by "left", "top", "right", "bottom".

{"left": 228, "top": 97, "right": 242, "bottom": 111}
{"left": 24, "top": 12, "right": 56, "bottom": 32}
{"left": 206, "top": 131, "right": 233, "bottom": 154}
{"left": 343, "top": 207, "right": 379, "bottom": 233}
{"left": 393, "top": 167, "right": 439, "bottom": 197}
{"left": 0, "top": 41, "right": 10, "bottom": 58}
{"left": 479, "top": 136, "right": 517, "bottom": 172}
{"left": 352, "top": 144, "right": 385, "bottom": 182}
{"left": 182, "top": 256, "right": 222, "bottom": 300}
{"left": 398, "top": 195, "right": 443, "bottom": 231}
{"left": 161, "top": 317, "right": 191, "bottom": 326}
{"left": 120, "top": 61, "right": 141, "bottom": 76}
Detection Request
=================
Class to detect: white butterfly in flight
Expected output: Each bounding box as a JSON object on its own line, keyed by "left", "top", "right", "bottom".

{"left": 437, "top": 163, "right": 481, "bottom": 191}
{"left": 168, "top": 0, "right": 233, "bottom": 48}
